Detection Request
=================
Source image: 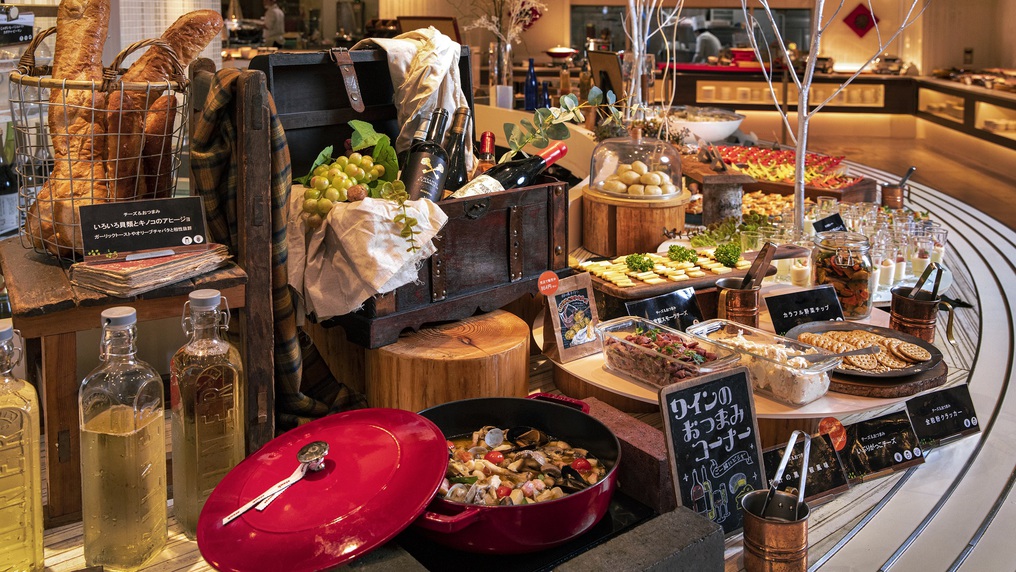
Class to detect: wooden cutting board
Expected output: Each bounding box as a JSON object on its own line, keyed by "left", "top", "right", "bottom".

{"left": 829, "top": 361, "right": 948, "bottom": 398}
{"left": 591, "top": 264, "right": 776, "bottom": 300}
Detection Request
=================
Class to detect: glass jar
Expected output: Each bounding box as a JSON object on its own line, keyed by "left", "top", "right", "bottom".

{"left": 79, "top": 307, "right": 167, "bottom": 570}
{"left": 170, "top": 289, "right": 245, "bottom": 539}
{"left": 589, "top": 127, "right": 682, "bottom": 199}
{"left": 811, "top": 231, "right": 876, "bottom": 320}
{"left": 0, "top": 319, "right": 43, "bottom": 571}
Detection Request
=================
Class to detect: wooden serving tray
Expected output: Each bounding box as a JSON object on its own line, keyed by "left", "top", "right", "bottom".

{"left": 591, "top": 264, "right": 776, "bottom": 300}
{"left": 829, "top": 361, "right": 948, "bottom": 398}
{"left": 744, "top": 177, "right": 879, "bottom": 203}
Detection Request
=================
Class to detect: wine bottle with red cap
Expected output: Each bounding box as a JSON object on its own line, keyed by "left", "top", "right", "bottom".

{"left": 447, "top": 142, "right": 567, "bottom": 199}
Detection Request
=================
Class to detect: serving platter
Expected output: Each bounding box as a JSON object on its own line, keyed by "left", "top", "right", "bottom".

{"left": 785, "top": 321, "right": 943, "bottom": 379}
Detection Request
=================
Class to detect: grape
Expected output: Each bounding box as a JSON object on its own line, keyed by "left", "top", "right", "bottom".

{"left": 360, "top": 155, "right": 373, "bottom": 168}
{"left": 364, "top": 170, "right": 377, "bottom": 183}
{"left": 348, "top": 152, "right": 363, "bottom": 165}
{"left": 304, "top": 188, "right": 321, "bottom": 200}
{"left": 326, "top": 167, "right": 343, "bottom": 179}
{"left": 317, "top": 198, "right": 334, "bottom": 215}
{"left": 373, "top": 165, "right": 385, "bottom": 177}
{"left": 354, "top": 167, "right": 366, "bottom": 180}
{"left": 313, "top": 165, "right": 329, "bottom": 177}
{"left": 303, "top": 198, "right": 319, "bottom": 213}
{"left": 334, "top": 156, "right": 349, "bottom": 168}
{"left": 344, "top": 163, "right": 359, "bottom": 178}
{"left": 324, "top": 187, "right": 341, "bottom": 202}
{"left": 306, "top": 213, "right": 324, "bottom": 229}
{"left": 336, "top": 178, "right": 352, "bottom": 191}
{"left": 310, "top": 176, "right": 329, "bottom": 191}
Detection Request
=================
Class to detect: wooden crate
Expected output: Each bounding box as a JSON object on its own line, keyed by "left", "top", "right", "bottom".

{"left": 252, "top": 50, "right": 569, "bottom": 348}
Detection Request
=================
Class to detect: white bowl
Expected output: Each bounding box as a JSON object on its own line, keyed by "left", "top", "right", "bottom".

{"left": 665, "top": 107, "right": 745, "bottom": 143}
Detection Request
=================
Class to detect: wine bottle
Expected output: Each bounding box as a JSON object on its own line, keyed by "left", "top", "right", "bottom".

{"left": 448, "top": 142, "right": 567, "bottom": 199}
{"left": 442, "top": 107, "right": 471, "bottom": 193}
{"left": 397, "top": 112, "right": 430, "bottom": 169}
{"left": 471, "top": 131, "right": 496, "bottom": 179}
{"left": 541, "top": 81, "right": 551, "bottom": 108}
{"left": 400, "top": 109, "right": 449, "bottom": 201}
{"left": 524, "top": 58, "right": 538, "bottom": 110}
{"left": 0, "top": 127, "right": 17, "bottom": 236}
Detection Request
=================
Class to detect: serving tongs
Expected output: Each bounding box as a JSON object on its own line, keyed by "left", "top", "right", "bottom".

{"left": 740, "top": 241, "right": 778, "bottom": 290}
{"left": 759, "top": 430, "right": 811, "bottom": 521}
{"left": 907, "top": 262, "right": 957, "bottom": 345}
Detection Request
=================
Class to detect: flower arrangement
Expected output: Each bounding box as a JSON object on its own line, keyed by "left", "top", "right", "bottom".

{"left": 462, "top": 0, "right": 548, "bottom": 45}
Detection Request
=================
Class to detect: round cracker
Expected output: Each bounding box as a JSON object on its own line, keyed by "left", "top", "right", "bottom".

{"left": 898, "top": 341, "right": 932, "bottom": 362}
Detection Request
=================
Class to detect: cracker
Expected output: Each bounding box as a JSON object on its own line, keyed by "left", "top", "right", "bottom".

{"left": 846, "top": 352, "right": 878, "bottom": 370}
{"left": 898, "top": 342, "right": 932, "bottom": 362}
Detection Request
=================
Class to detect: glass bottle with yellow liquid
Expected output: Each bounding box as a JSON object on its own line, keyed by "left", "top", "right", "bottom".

{"left": 0, "top": 319, "right": 43, "bottom": 571}
{"left": 170, "top": 289, "right": 244, "bottom": 538}
{"left": 79, "top": 307, "right": 166, "bottom": 571}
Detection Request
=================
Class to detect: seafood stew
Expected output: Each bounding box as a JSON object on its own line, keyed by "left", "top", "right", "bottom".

{"left": 441, "top": 426, "right": 608, "bottom": 506}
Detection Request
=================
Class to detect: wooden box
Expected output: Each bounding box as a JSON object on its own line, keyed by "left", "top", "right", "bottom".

{"left": 252, "top": 50, "right": 568, "bottom": 348}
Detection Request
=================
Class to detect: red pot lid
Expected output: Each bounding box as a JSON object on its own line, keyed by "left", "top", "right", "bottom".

{"left": 197, "top": 408, "right": 448, "bottom": 571}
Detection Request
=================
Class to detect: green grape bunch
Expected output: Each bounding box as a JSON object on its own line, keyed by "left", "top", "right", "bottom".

{"left": 301, "top": 151, "right": 386, "bottom": 229}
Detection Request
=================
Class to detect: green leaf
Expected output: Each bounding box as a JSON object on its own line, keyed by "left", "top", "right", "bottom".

{"left": 349, "top": 120, "right": 385, "bottom": 150}
{"left": 570, "top": 109, "right": 585, "bottom": 123}
{"left": 588, "top": 86, "right": 603, "bottom": 106}
{"left": 532, "top": 136, "right": 549, "bottom": 148}
{"left": 561, "top": 94, "right": 579, "bottom": 109}
{"left": 607, "top": 90, "right": 616, "bottom": 105}
{"left": 504, "top": 122, "right": 517, "bottom": 142}
{"left": 394, "top": 214, "right": 405, "bottom": 223}
{"left": 406, "top": 217, "right": 418, "bottom": 226}
{"left": 294, "top": 145, "right": 334, "bottom": 186}
{"left": 546, "top": 123, "right": 570, "bottom": 140}
{"left": 371, "top": 135, "right": 399, "bottom": 182}
{"left": 534, "top": 108, "right": 553, "bottom": 125}
{"left": 520, "top": 119, "right": 536, "bottom": 135}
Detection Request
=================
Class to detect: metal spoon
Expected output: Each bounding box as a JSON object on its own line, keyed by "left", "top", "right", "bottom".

{"left": 798, "top": 345, "right": 879, "bottom": 362}
{"left": 898, "top": 166, "right": 917, "bottom": 188}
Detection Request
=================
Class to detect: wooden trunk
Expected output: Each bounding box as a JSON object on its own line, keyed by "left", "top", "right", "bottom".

{"left": 582, "top": 187, "right": 692, "bottom": 258}
{"left": 365, "top": 310, "right": 531, "bottom": 411}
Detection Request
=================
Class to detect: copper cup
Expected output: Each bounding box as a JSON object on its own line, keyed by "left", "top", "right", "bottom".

{"left": 716, "top": 277, "right": 760, "bottom": 328}
{"left": 882, "top": 184, "right": 906, "bottom": 209}
{"left": 742, "top": 491, "right": 810, "bottom": 572}
{"left": 889, "top": 286, "right": 955, "bottom": 344}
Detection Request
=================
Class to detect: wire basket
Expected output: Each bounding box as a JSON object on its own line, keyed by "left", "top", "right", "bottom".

{"left": 9, "top": 28, "right": 190, "bottom": 263}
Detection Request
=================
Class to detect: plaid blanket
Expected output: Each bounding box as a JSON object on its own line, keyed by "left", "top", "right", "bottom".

{"left": 191, "top": 68, "right": 366, "bottom": 430}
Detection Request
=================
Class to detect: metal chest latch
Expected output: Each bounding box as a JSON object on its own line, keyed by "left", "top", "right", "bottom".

{"left": 329, "top": 48, "right": 365, "bottom": 112}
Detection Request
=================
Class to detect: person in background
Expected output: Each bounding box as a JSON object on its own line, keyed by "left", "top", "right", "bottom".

{"left": 693, "top": 26, "right": 722, "bottom": 63}
{"left": 263, "top": 0, "right": 285, "bottom": 48}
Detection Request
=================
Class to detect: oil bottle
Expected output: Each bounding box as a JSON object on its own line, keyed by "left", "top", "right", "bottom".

{"left": 170, "top": 289, "right": 244, "bottom": 538}
{"left": 0, "top": 319, "right": 43, "bottom": 571}
{"left": 80, "top": 307, "right": 166, "bottom": 570}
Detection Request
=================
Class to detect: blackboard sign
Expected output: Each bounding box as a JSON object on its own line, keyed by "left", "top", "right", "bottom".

{"left": 660, "top": 367, "right": 765, "bottom": 536}
{"left": 624, "top": 287, "right": 703, "bottom": 331}
{"left": 813, "top": 213, "right": 848, "bottom": 233}
{"left": 0, "top": 13, "right": 33, "bottom": 46}
{"left": 762, "top": 433, "right": 849, "bottom": 504}
{"left": 841, "top": 410, "right": 924, "bottom": 483}
{"left": 906, "top": 384, "right": 980, "bottom": 446}
{"left": 79, "top": 197, "right": 209, "bottom": 263}
{"left": 765, "top": 285, "right": 845, "bottom": 336}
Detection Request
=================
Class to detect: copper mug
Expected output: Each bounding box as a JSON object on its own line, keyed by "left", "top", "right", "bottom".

{"left": 881, "top": 184, "right": 906, "bottom": 209}
{"left": 716, "top": 277, "right": 760, "bottom": 328}
{"left": 889, "top": 286, "right": 955, "bottom": 344}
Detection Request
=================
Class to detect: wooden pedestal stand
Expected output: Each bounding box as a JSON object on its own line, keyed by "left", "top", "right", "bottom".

{"left": 309, "top": 310, "right": 531, "bottom": 412}
{"left": 582, "top": 186, "right": 692, "bottom": 258}
{"left": 681, "top": 155, "right": 754, "bottom": 227}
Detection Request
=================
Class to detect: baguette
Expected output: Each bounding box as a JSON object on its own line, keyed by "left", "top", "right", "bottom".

{"left": 28, "top": 0, "right": 112, "bottom": 256}
{"left": 141, "top": 94, "right": 178, "bottom": 200}
{"left": 106, "top": 90, "right": 145, "bottom": 199}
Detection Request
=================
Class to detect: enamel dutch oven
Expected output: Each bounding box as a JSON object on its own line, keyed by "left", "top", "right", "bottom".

{"left": 413, "top": 394, "right": 622, "bottom": 554}
{"left": 196, "top": 395, "right": 619, "bottom": 570}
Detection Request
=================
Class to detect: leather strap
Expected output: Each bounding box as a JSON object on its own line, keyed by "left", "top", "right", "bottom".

{"left": 329, "top": 48, "right": 364, "bottom": 112}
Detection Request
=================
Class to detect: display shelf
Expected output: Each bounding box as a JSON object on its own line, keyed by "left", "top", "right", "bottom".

{"left": 976, "top": 101, "right": 1016, "bottom": 140}
{"left": 915, "top": 78, "right": 1016, "bottom": 151}
{"left": 918, "top": 87, "right": 965, "bottom": 123}
{"left": 696, "top": 80, "right": 885, "bottom": 109}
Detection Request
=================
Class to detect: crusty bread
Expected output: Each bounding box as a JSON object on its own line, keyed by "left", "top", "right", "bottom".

{"left": 123, "top": 10, "right": 223, "bottom": 108}
{"left": 106, "top": 90, "right": 145, "bottom": 199}
{"left": 29, "top": 0, "right": 111, "bottom": 256}
{"left": 141, "top": 94, "right": 178, "bottom": 199}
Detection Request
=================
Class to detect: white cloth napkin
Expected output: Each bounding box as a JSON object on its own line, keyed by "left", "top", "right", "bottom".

{"left": 287, "top": 185, "right": 447, "bottom": 319}
{"left": 353, "top": 26, "right": 473, "bottom": 170}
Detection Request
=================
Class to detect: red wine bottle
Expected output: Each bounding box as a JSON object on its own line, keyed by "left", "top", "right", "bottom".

{"left": 401, "top": 109, "right": 448, "bottom": 201}
{"left": 442, "top": 107, "right": 471, "bottom": 193}
{"left": 448, "top": 142, "right": 567, "bottom": 199}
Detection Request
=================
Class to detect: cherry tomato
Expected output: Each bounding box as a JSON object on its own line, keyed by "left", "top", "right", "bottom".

{"left": 496, "top": 485, "right": 513, "bottom": 498}
{"left": 571, "top": 458, "right": 592, "bottom": 472}
{"left": 446, "top": 440, "right": 455, "bottom": 449}
{"left": 484, "top": 450, "right": 505, "bottom": 464}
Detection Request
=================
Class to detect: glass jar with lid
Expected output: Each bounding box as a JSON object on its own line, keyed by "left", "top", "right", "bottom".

{"left": 589, "top": 127, "right": 682, "bottom": 199}
{"left": 811, "top": 231, "right": 876, "bottom": 320}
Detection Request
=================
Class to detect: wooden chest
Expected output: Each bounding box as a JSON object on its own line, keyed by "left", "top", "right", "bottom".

{"left": 251, "top": 50, "right": 569, "bottom": 348}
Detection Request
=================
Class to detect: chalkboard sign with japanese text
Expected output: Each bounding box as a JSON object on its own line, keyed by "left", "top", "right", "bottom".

{"left": 79, "top": 197, "right": 209, "bottom": 263}
{"left": 766, "top": 285, "right": 844, "bottom": 336}
{"left": 906, "top": 385, "right": 980, "bottom": 446}
{"left": 763, "top": 433, "right": 849, "bottom": 504}
{"left": 624, "top": 287, "right": 703, "bottom": 331}
{"left": 841, "top": 410, "right": 924, "bottom": 484}
{"left": 660, "top": 367, "right": 765, "bottom": 536}
{"left": 813, "top": 213, "right": 848, "bottom": 233}
{"left": 0, "top": 13, "right": 33, "bottom": 46}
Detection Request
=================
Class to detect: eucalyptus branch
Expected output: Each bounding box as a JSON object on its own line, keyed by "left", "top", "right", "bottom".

{"left": 500, "top": 89, "right": 625, "bottom": 162}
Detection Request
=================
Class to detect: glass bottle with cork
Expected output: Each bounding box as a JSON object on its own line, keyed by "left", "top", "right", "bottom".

{"left": 441, "top": 107, "right": 472, "bottom": 194}
{"left": 79, "top": 307, "right": 167, "bottom": 571}
{"left": 0, "top": 319, "right": 42, "bottom": 571}
{"left": 170, "top": 289, "right": 245, "bottom": 539}
{"left": 471, "top": 131, "right": 497, "bottom": 179}
{"left": 400, "top": 108, "right": 449, "bottom": 201}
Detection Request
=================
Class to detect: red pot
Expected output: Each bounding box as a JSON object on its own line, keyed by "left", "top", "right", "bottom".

{"left": 413, "top": 395, "right": 621, "bottom": 554}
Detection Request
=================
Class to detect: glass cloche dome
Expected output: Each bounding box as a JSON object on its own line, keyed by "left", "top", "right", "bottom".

{"left": 589, "top": 128, "right": 682, "bottom": 199}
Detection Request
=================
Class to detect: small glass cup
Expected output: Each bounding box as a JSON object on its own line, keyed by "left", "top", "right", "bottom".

{"left": 741, "top": 230, "right": 762, "bottom": 254}
{"left": 909, "top": 235, "right": 934, "bottom": 278}
{"left": 817, "top": 196, "right": 838, "bottom": 216}
{"left": 874, "top": 244, "right": 897, "bottom": 292}
{"left": 929, "top": 228, "right": 948, "bottom": 263}
{"left": 790, "top": 239, "right": 813, "bottom": 287}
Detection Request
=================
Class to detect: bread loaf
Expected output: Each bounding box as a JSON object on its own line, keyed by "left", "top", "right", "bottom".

{"left": 106, "top": 90, "right": 145, "bottom": 199}
{"left": 28, "top": 0, "right": 111, "bottom": 256}
{"left": 141, "top": 94, "right": 178, "bottom": 200}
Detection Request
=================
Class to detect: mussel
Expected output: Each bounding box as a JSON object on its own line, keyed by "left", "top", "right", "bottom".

{"left": 556, "top": 465, "right": 591, "bottom": 493}
{"left": 506, "top": 426, "right": 548, "bottom": 449}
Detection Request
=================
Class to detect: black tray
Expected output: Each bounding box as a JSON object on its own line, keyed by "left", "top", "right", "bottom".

{"left": 785, "top": 321, "right": 943, "bottom": 379}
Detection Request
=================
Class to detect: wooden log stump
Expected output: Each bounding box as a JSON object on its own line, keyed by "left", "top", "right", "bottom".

{"left": 366, "top": 310, "right": 531, "bottom": 411}
{"left": 582, "top": 187, "right": 692, "bottom": 258}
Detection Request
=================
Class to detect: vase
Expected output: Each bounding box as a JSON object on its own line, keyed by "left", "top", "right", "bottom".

{"left": 489, "top": 40, "right": 514, "bottom": 109}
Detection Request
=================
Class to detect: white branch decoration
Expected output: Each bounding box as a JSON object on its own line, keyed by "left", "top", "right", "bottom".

{"left": 740, "top": 0, "right": 930, "bottom": 235}
{"left": 622, "top": 0, "right": 685, "bottom": 119}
